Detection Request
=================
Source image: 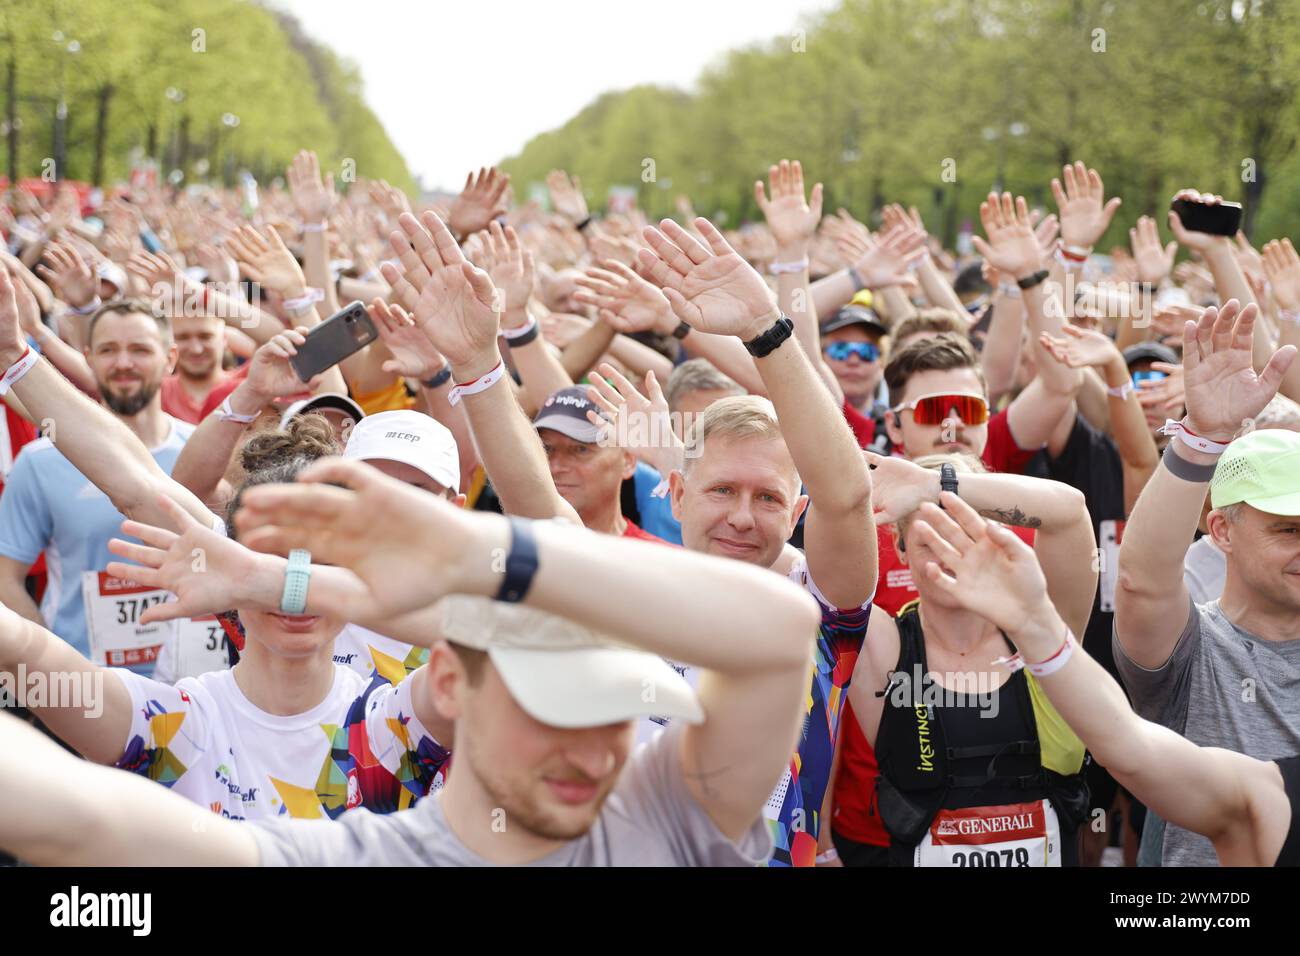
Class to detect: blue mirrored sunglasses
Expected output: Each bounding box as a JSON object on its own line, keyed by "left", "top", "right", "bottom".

{"left": 1132, "top": 370, "right": 1168, "bottom": 384}
{"left": 824, "top": 341, "right": 881, "bottom": 362}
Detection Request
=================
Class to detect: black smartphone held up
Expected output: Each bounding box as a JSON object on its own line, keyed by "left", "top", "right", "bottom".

{"left": 289, "top": 301, "right": 377, "bottom": 382}
{"left": 1170, "top": 195, "right": 1243, "bottom": 237}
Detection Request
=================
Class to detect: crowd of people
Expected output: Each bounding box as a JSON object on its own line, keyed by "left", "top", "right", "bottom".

{"left": 0, "top": 149, "right": 1297, "bottom": 869}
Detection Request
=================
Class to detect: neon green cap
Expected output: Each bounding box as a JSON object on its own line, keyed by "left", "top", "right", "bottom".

{"left": 1210, "top": 428, "right": 1300, "bottom": 515}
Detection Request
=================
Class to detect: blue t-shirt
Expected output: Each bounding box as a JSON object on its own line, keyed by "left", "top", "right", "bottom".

{"left": 632, "top": 462, "right": 682, "bottom": 545}
{"left": 0, "top": 417, "right": 195, "bottom": 673}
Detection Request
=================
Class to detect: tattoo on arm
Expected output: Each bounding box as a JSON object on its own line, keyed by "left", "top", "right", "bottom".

{"left": 683, "top": 745, "right": 731, "bottom": 799}
{"left": 978, "top": 506, "right": 1043, "bottom": 529}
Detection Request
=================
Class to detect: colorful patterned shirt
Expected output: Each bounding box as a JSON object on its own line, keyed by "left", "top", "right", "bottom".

{"left": 113, "top": 663, "right": 448, "bottom": 821}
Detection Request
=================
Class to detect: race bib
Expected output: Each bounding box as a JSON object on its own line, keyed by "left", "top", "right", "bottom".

{"left": 1098, "top": 519, "right": 1126, "bottom": 613}
{"left": 82, "top": 572, "right": 171, "bottom": 667}
{"left": 170, "top": 614, "right": 230, "bottom": 678}
{"left": 913, "top": 799, "right": 1062, "bottom": 867}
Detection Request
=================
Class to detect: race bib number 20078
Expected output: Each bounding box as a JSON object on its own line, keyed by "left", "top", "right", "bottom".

{"left": 914, "top": 799, "right": 1062, "bottom": 867}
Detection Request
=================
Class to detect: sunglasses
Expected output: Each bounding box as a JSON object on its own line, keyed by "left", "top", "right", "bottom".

{"left": 1132, "top": 370, "right": 1167, "bottom": 384}
{"left": 824, "top": 341, "right": 881, "bottom": 362}
{"left": 891, "top": 392, "right": 990, "bottom": 426}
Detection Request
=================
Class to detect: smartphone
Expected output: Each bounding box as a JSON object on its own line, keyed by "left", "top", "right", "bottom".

{"left": 289, "top": 301, "right": 377, "bottom": 381}
{"left": 1170, "top": 196, "right": 1242, "bottom": 236}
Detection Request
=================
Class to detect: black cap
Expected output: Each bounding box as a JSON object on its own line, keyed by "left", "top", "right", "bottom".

{"left": 533, "top": 386, "right": 608, "bottom": 444}
{"left": 1122, "top": 342, "right": 1179, "bottom": 368}
{"left": 821, "top": 304, "right": 888, "bottom": 338}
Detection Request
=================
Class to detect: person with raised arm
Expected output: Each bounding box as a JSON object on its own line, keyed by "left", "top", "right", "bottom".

{"left": 625, "top": 214, "right": 876, "bottom": 866}
{"left": 0, "top": 456, "right": 819, "bottom": 867}
{"left": 1114, "top": 297, "right": 1300, "bottom": 867}
{"left": 909, "top": 490, "right": 1300, "bottom": 867}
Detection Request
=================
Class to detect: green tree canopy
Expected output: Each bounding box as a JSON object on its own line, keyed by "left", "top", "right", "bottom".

{"left": 502, "top": 0, "right": 1300, "bottom": 248}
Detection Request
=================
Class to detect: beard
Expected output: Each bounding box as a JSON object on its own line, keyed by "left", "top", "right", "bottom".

{"left": 99, "top": 376, "right": 161, "bottom": 417}
{"left": 462, "top": 732, "right": 609, "bottom": 843}
{"left": 178, "top": 355, "right": 219, "bottom": 380}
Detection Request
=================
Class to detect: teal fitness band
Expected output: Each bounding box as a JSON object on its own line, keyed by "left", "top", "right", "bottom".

{"left": 280, "top": 548, "right": 313, "bottom": 614}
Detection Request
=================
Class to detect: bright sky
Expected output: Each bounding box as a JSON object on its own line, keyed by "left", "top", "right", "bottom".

{"left": 274, "top": 0, "right": 835, "bottom": 192}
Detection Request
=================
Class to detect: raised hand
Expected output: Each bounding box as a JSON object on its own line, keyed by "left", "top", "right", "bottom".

{"left": 449, "top": 167, "right": 510, "bottom": 239}
{"left": 637, "top": 217, "right": 778, "bottom": 339}
{"left": 574, "top": 259, "right": 674, "bottom": 335}
{"left": 1034, "top": 212, "right": 1060, "bottom": 259}
{"left": 850, "top": 224, "right": 926, "bottom": 290}
{"left": 0, "top": 268, "right": 28, "bottom": 365}
{"left": 105, "top": 495, "right": 268, "bottom": 624}
{"left": 1150, "top": 303, "right": 1203, "bottom": 340}
{"left": 863, "top": 450, "right": 939, "bottom": 525}
{"left": 126, "top": 249, "right": 184, "bottom": 300}
{"left": 1234, "top": 231, "right": 1266, "bottom": 293}
{"left": 881, "top": 202, "right": 924, "bottom": 235}
{"left": 226, "top": 225, "right": 307, "bottom": 298}
{"left": 369, "top": 298, "right": 446, "bottom": 379}
{"left": 586, "top": 225, "right": 640, "bottom": 267}
{"left": 1128, "top": 215, "right": 1177, "bottom": 285}
{"left": 474, "top": 221, "right": 535, "bottom": 325}
{"left": 1039, "top": 324, "right": 1123, "bottom": 370}
{"left": 1181, "top": 299, "right": 1297, "bottom": 440}
{"left": 1051, "top": 161, "right": 1121, "bottom": 250}
{"left": 7, "top": 265, "right": 46, "bottom": 341}
{"left": 379, "top": 211, "right": 501, "bottom": 380}
{"left": 910, "top": 494, "right": 1051, "bottom": 635}
{"left": 367, "top": 178, "right": 411, "bottom": 222}
{"left": 193, "top": 242, "right": 239, "bottom": 286}
{"left": 546, "top": 169, "right": 589, "bottom": 225}
{"left": 1262, "top": 238, "right": 1300, "bottom": 312}
{"left": 1137, "top": 361, "right": 1186, "bottom": 414}
{"left": 35, "top": 242, "right": 98, "bottom": 308}
{"left": 244, "top": 327, "right": 322, "bottom": 399}
{"left": 1168, "top": 189, "right": 1231, "bottom": 254}
{"left": 287, "top": 149, "right": 336, "bottom": 224}
{"left": 99, "top": 227, "right": 136, "bottom": 265}
{"left": 971, "top": 192, "right": 1044, "bottom": 281}
{"left": 584, "top": 362, "right": 681, "bottom": 468}
{"left": 754, "top": 159, "right": 823, "bottom": 255}
{"left": 234, "top": 457, "right": 483, "bottom": 616}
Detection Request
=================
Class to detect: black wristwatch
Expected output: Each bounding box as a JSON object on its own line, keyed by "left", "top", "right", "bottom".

{"left": 421, "top": 363, "right": 454, "bottom": 390}
{"left": 1016, "top": 269, "right": 1050, "bottom": 290}
{"left": 496, "top": 517, "right": 540, "bottom": 604}
{"left": 939, "top": 463, "right": 959, "bottom": 503}
{"left": 743, "top": 313, "right": 795, "bottom": 358}
{"left": 671, "top": 320, "right": 692, "bottom": 340}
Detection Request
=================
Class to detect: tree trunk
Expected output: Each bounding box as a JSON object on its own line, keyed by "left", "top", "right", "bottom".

{"left": 5, "top": 55, "right": 15, "bottom": 183}
{"left": 92, "top": 84, "right": 114, "bottom": 186}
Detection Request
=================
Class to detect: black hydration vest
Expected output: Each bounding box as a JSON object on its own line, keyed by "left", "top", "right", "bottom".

{"left": 1275, "top": 756, "right": 1300, "bottom": 866}
{"left": 873, "top": 603, "right": 1089, "bottom": 866}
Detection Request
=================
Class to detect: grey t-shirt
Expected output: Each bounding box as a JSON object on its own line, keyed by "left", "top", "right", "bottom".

{"left": 1114, "top": 599, "right": 1300, "bottom": 866}
{"left": 249, "top": 723, "right": 773, "bottom": 866}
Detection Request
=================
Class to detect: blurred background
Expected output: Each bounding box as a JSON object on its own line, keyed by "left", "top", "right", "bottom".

{"left": 7, "top": 0, "right": 1300, "bottom": 247}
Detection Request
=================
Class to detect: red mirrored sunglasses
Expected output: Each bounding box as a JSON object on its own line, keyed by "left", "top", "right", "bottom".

{"left": 891, "top": 392, "right": 989, "bottom": 426}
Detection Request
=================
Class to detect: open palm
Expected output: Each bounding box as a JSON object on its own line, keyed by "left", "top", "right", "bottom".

{"left": 1183, "top": 299, "right": 1297, "bottom": 438}
{"left": 638, "top": 218, "right": 776, "bottom": 338}
{"left": 910, "top": 497, "right": 1049, "bottom": 634}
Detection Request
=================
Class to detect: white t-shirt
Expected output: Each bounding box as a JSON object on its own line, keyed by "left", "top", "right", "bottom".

{"left": 1184, "top": 535, "right": 1227, "bottom": 606}
{"left": 332, "top": 624, "right": 428, "bottom": 683}
{"left": 113, "top": 664, "right": 449, "bottom": 821}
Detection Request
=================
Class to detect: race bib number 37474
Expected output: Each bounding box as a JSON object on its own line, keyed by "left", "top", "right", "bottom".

{"left": 82, "top": 572, "right": 170, "bottom": 667}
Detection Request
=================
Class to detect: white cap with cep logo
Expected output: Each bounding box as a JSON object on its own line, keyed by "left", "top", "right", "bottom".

{"left": 344, "top": 410, "right": 460, "bottom": 493}
{"left": 439, "top": 595, "right": 703, "bottom": 729}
